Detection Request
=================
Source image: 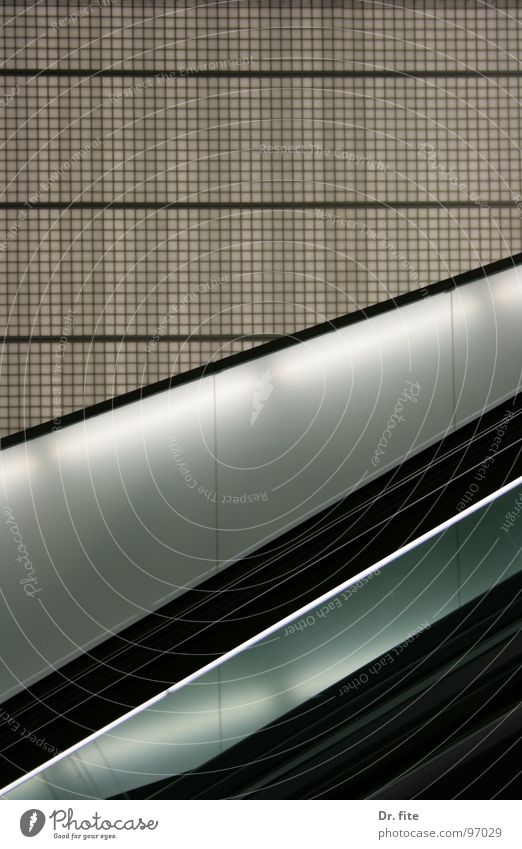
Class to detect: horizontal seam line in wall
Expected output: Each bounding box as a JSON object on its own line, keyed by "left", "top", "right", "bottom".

{"left": 2, "top": 69, "right": 522, "bottom": 78}
{"left": 0, "top": 201, "right": 518, "bottom": 210}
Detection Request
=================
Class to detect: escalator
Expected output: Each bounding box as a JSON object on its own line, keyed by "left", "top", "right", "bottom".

{"left": 3, "top": 450, "right": 522, "bottom": 799}
{"left": 1, "top": 253, "right": 522, "bottom": 798}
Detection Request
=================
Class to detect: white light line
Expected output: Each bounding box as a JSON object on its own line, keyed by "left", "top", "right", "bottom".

{"left": 2, "top": 472, "right": 521, "bottom": 798}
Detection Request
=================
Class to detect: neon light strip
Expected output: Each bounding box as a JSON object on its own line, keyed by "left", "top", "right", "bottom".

{"left": 2, "top": 472, "right": 522, "bottom": 798}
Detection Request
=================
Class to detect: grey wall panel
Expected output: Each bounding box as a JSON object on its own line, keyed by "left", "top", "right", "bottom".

{"left": 8, "top": 77, "right": 522, "bottom": 209}
{"left": 452, "top": 267, "right": 522, "bottom": 428}
{"left": 0, "top": 379, "right": 217, "bottom": 700}
{"left": 3, "top": 1, "right": 522, "bottom": 443}
{"left": 215, "top": 291, "right": 454, "bottom": 564}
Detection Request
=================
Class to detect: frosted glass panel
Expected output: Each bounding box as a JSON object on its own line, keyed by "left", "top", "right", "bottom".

{"left": 215, "top": 292, "right": 454, "bottom": 563}
{"left": 452, "top": 268, "right": 522, "bottom": 427}
{"left": 0, "top": 378, "right": 217, "bottom": 700}
{"left": 219, "top": 527, "right": 459, "bottom": 744}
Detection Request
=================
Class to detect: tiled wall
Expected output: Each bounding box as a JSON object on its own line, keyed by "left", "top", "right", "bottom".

{"left": 1, "top": 1, "right": 522, "bottom": 436}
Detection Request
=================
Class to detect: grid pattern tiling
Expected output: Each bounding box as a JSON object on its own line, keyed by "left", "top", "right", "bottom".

{"left": 1, "top": 1, "right": 522, "bottom": 437}
{"left": 0, "top": 337, "right": 258, "bottom": 437}
{"left": 2, "top": 205, "right": 519, "bottom": 336}
{"left": 2, "top": 1, "right": 522, "bottom": 73}
{"left": 2, "top": 74, "right": 522, "bottom": 205}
